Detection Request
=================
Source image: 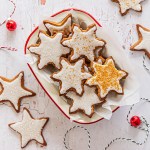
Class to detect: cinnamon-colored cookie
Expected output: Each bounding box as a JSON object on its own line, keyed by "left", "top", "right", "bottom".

{"left": 130, "top": 24, "right": 150, "bottom": 58}
{"left": 0, "top": 72, "right": 36, "bottom": 112}
{"left": 86, "top": 57, "right": 128, "bottom": 98}
{"left": 9, "top": 108, "right": 49, "bottom": 148}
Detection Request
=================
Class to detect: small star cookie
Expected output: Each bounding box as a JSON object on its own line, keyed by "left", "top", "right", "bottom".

{"left": 0, "top": 72, "right": 36, "bottom": 112}
{"left": 86, "top": 57, "right": 128, "bottom": 98}
{"left": 66, "top": 85, "right": 103, "bottom": 118}
{"left": 51, "top": 58, "right": 91, "bottom": 96}
{"left": 28, "top": 31, "right": 70, "bottom": 69}
{"left": 112, "top": 0, "right": 145, "bottom": 16}
{"left": 9, "top": 108, "right": 49, "bottom": 148}
{"left": 44, "top": 14, "right": 72, "bottom": 37}
{"left": 62, "top": 24, "right": 106, "bottom": 62}
{"left": 130, "top": 24, "right": 150, "bottom": 58}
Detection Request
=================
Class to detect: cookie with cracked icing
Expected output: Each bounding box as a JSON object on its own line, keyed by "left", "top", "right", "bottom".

{"left": 112, "top": 0, "right": 145, "bottom": 16}
{"left": 66, "top": 85, "right": 103, "bottom": 118}
{"left": 86, "top": 57, "right": 128, "bottom": 98}
{"left": 44, "top": 13, "right": 72, "bottom": 37}
{"left": 51, "top": 57, "right": 92, "bottom": 96}
{"left": 28, "top": 31, "right": 70, "bottom": 70}
{"left": 0, "top": 72, "right": 36, "bottom": 112}
{"left": 62, "top": 24, "right": 106, "bottom": 62}
{"left": 9, "top": 108, "right": 49, "bottom": 148}
{"left": 130, "top": 24, "right": 150, "bottom": 58}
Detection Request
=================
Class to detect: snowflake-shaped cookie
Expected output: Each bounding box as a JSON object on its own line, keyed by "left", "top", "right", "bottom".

{"left": 28, "top": 31, "right": 70, "bottom": 69}
{"left": 51, "top": 58, "right": 91, "bottom": 95}
{"left": 62, "top": 24, "right": 106, "bottom": 62}
{"left": 86, "top": 57, "right": 128, "bottom": 98}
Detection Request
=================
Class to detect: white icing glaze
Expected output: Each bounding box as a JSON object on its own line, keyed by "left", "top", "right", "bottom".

{"left": 52, "top": 59, "right": 91, "bottom": 95}
{"left": 86, "top": 59, "right": 127, "bottom": 98}
{"left": 134, "top": 26, "right": 150, "bottom": 54}
{"left": 66, "top": 85, "right": 102, "bottom": 116}
{"left": 9, "top": 109, "right": 48, "bottom": 147}
{"left": 62, "top": 25, "right": 105, "bottom": 62}
{"left": 0, "top": 73, "right": 33, "bottom": 110}
{"left": 118, "top": 0, "right": 144, "bottom": 13}
{"left": 29, "top": 32, "right": 70, "bottom": 69}
{"left": 44, "top": 16, "right": 72, "bottom": 35}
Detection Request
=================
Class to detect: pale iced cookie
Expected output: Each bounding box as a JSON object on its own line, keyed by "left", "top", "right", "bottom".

{"left": 86, "top": 57, "right": 128, "bottom": 98}
{"left": 62, "top": 24, "right": 106, "bottom": 62}
{"left": 44, "top": 14, "right": 72, "bottom": 37}
{"left": 51, "top": 58, "right": 91, "bottom": 96}
{"left": 28, "top": 31, "right": 70, "bottom": 70}
{"left": 66, "top": 85, "right": 103, "bottom": 118}
{"left": 0, "top": 72, "right": 36, "bottom": 112}
{"left": 130, "top": 24, "right": 150, "bottom": 58}
{"left": 9, "top": 108, "right": 49, "bottom": 148}
{"left": 112, "top": 0, "right": 145, "bottom": 16}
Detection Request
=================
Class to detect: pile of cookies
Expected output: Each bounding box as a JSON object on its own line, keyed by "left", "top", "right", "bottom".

{"left": 28, "top": 14, "right": 128, "bottom": 118}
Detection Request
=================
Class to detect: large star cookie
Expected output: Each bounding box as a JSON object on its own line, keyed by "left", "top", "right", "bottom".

{"left": 51, "top": 58, "right": 91, "bottom": 95}
{"left": 28, "top": 31, "right": 70, "bottom": 69}
{"left": 112, "top": 0, "right": 145, "bottom": 16}
{"left": 66, "top": 85, "right": 102, "bottom": 118}
{"left": 44, "top": 14, "right": 72, "bottom": 37}
{"left": 130, "top": 24, "right": 150, "bottom": 58}
{"left": 62, "top": 24, "right": 106, "bottom": 62}
{"left": 9, "top": 108, "right": 49, "bottom": 148}
{"left": 0, "top": 72, "right": 36, "bottom": 112}
{"left": 86, "top": 57, "right": 128, "bottom": 98}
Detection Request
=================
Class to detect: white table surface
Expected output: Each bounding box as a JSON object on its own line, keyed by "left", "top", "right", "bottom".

{"left": 0, "top": 0, "right": 150, "bottom": 150}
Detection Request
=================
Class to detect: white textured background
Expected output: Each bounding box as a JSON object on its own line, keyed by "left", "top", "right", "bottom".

{"left": 0, "top": 0, "right": 150, "bottom": 150}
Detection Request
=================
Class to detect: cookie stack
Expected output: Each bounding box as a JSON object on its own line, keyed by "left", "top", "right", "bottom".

{"left": 28, "top": 14, "right": 128, "bottom": 118}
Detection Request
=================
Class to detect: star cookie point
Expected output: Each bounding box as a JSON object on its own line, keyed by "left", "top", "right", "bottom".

{"left": 9, "top": 108, "right": 49, "bottom": 148}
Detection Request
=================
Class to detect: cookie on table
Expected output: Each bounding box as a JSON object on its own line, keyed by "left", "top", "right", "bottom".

{"left": 0, "top": 72, "right": 36, "bottom": 112}
{"left": 130, "top": 24, "right": 150, "bottom": 58}
{"left": 112, "top": 0, "right": 145, "bottom": 16}
{"left": 86, "top": 57, "right": 128, "bottom": 98}
{"left": 9, "top": 108, "right": 49, "bottom": 148}
{"left": 28, "top": 31, "right": 70, "bottom": 70}
{"left": 66, "top": 85, "right": 103, "bottom": 118}
{"left": 62, "top": 24, "right": 106, "bottom": 62}
{"left": 51, "top": 58, "right": 91, "bottom": 96}
{"left": 44, "top": 13, "right": 72, "bottom": 37}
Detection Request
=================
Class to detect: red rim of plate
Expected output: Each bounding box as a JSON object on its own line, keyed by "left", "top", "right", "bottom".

{"left": 24, "top": 8, "right": 119, "bottom": 124}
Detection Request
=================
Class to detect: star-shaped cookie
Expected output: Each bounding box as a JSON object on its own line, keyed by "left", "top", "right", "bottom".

{"left": 112, "top": 0, "right": 145, "bottom": 16}
{"left": 9, "top": 108, "right": 49, "bottom": 148}
{"left": 28, "top": 31, "right": 70, "bottom": 70}
{"left": 62, "top": 24, "right": 106, "bottom": 62}
{"left": 44, "top": 13, "right": 72, "bottom": 37}
{"left": 0, "top": 72, "right": 36, "bottom": 112}
{"left": 130, "top": 24, "right": 150, "bottom": 58}
{"left": 86, "top": 57, "right": 128, "bottom": 98}
{"left": 66, "top": 85, "right": 103, "bottom": 118}
{"left": 51, "top": 58, "right": 91, "bottom": 95}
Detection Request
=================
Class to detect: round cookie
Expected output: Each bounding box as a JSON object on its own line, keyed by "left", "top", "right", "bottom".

{"left": 86, "top": 57, "right": 128, "bottom": 98}
{"left": 28, "top": 31, "right": 70, "bottom": 70}
{"left": 62, "top": 24, "right": 106, "bottom": 62}
{"left": 51, "top": 58, "right": 91, "bottom": 96}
